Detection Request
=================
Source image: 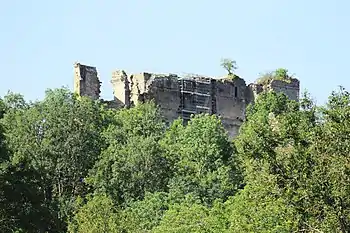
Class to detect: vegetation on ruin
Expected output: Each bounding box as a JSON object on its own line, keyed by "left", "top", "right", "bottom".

{"left": 220, "top": 58, "right": 239, "bottom": 80}
{"left": 0, "top": 85, "right": 350, "bottom": 232}
{"left": 257, "top": 68, "right": 294, "bottom": 85}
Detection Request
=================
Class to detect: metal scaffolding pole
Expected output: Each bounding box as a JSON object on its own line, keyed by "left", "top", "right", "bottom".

{"left": 178, "top": 75, "right": 215, "bottom": 122}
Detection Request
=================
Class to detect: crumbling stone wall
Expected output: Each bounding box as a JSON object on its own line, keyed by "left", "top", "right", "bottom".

{"left": 74, "top": 62, "right": 101, "bottom": 100}
{"left": 249, "top": 78, "right": 300, "bottom": 102}
{"left": 110, "top": 71, "right": 181, "bottom": 123}
{"left": 269, "top": 78, "right": 300, "bottom": 101}
{"left": 130, "top": 73, "right": 181, "bottom": 123}
{"left": 73, "top": 62, "right": 300, "bottom": 139}
{"left": 111, "top": 70, "right": 130, "bottom": 107}
{"left": 128, "top": 72, "right": 152, "bottom": 106}
{"left": 247, "top": 83, "right": 262, "bottom": 103}
{"left": 215, "top": 77, "right": 248, "bottom": 138}
{"left": 141, "top": 73, "right": 180, "bottom": 123}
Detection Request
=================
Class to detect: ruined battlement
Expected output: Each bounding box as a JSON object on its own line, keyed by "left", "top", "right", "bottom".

{"left": 73, "top": 63, "right": 300, "bottom": 138}
{"left": 74, "top": 62, "right": 101, "bottom": 100}
{"left": 249, "top": 78, "right": 300, "bottom": 102}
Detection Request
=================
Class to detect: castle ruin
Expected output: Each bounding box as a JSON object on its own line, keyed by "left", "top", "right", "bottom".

{"left": 74, "top": 62, "right": 300, "bottom": 138}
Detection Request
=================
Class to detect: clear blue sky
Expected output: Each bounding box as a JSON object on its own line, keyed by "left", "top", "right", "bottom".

{"left": 1, "top": 0, "right": 349, "bottom": 105}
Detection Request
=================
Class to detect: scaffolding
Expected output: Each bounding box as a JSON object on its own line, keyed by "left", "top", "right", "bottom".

{"left": 178, "top": 76, "right": 216, "bottom": 122}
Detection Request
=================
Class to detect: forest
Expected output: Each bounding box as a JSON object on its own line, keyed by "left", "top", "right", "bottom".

{"left": 0, "top": 85, "right": 349, "bottom": 233}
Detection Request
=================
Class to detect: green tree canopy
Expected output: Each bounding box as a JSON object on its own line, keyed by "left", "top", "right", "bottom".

{"left": 161, "top": 114, "right": 242, "bottom": 206}
{"left": 1, "top": 88, "right": 107, "bottom": 231}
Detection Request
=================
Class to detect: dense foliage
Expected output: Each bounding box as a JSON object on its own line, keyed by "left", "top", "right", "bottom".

{"left": 0, "top": 85, "right": 349, "bottom": 232}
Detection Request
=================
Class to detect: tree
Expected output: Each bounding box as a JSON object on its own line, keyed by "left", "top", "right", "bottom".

{"left": 233, "top": 91, "right": 318, "bottom": 231}
{"left": 306, "top": 87, "right": 350, "bottom": 232}
{"left": 121, "top": 192, "right": 169, "bottom": 232}
{"left": 275, "top": 68, "right": 289, "bottom": 79}
{"left": 1, "top": 88, "right": 106, "bottom": 230}
{"left": 153, "top": 198, "right": 228, "bottom": 233}
{"left": 87, "top": 102, "right": 170, "bottom": 205}
{"left": 2, "top": 91, "right": 28, "bottom": 111}
{"left": 0, "top": 98, "right": 8, "bottom": 164}
{"left": 226, "top": 169, "right": 299, "bottom": 232}
{"left": 0, "top": 162, "right": 61, "bottom": 232}
{"left": 220, "top": 58, "right": 237, "bottom": 75}
{"left": 161, "top": 114, "right": 242, "bottom": 206}
{"left": 68, "top": 194, "right": 121, "bottom": 233}
{"left": 0, "top": 97, "right": 62, "bottom": 232}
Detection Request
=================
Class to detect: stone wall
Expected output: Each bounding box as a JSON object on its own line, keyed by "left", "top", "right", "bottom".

{"left": 73, "top": 62, "right": 300, "bottom": 138}
{"left": 110, "top": 71, "right": 181, "bottom": 123}
{"left": 129, "top": 73, "right": 181, "bottom": 123}
{"left": 215, "top": 77, "right": 247, "bottom": 138}
{"left": 111, "top": 70, "right": 130, "bottom": 107}
{"left": 74, "top": 62, "right": 101, "bottom": 100}
{"left": 249, "top": 78, "right": 300, "bottom": 102}
{"left": 142, "top": 73, "right": 181, "bottom": 123}
{"left": 269, "top": 78, "right": 300, "bottom": 101}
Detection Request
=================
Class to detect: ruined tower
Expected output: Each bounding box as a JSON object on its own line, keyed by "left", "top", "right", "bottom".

{"left": 74, "top": 62, "right": 101, "bottom": 100}
{"left": 215, "top": 77, "right": 249, "bottom": 138}
{"left": 249, "top": 78, "right": 300, "bottom": 102}
{"left": 111, "top": 70, "right": 130, "bottom": 107}
{"left": 268, "top": 78, "right": 300, "bottom": 101}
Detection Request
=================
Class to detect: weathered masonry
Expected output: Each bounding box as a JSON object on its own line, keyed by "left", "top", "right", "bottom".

{"left": 74, "top": 63, "right": 101, "bottom": 100}
{"left": 73, "top": 62, "right": 300, "bottom": 138}
{"left": 178, "top": 76, "right": 216, "bottom": 121}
